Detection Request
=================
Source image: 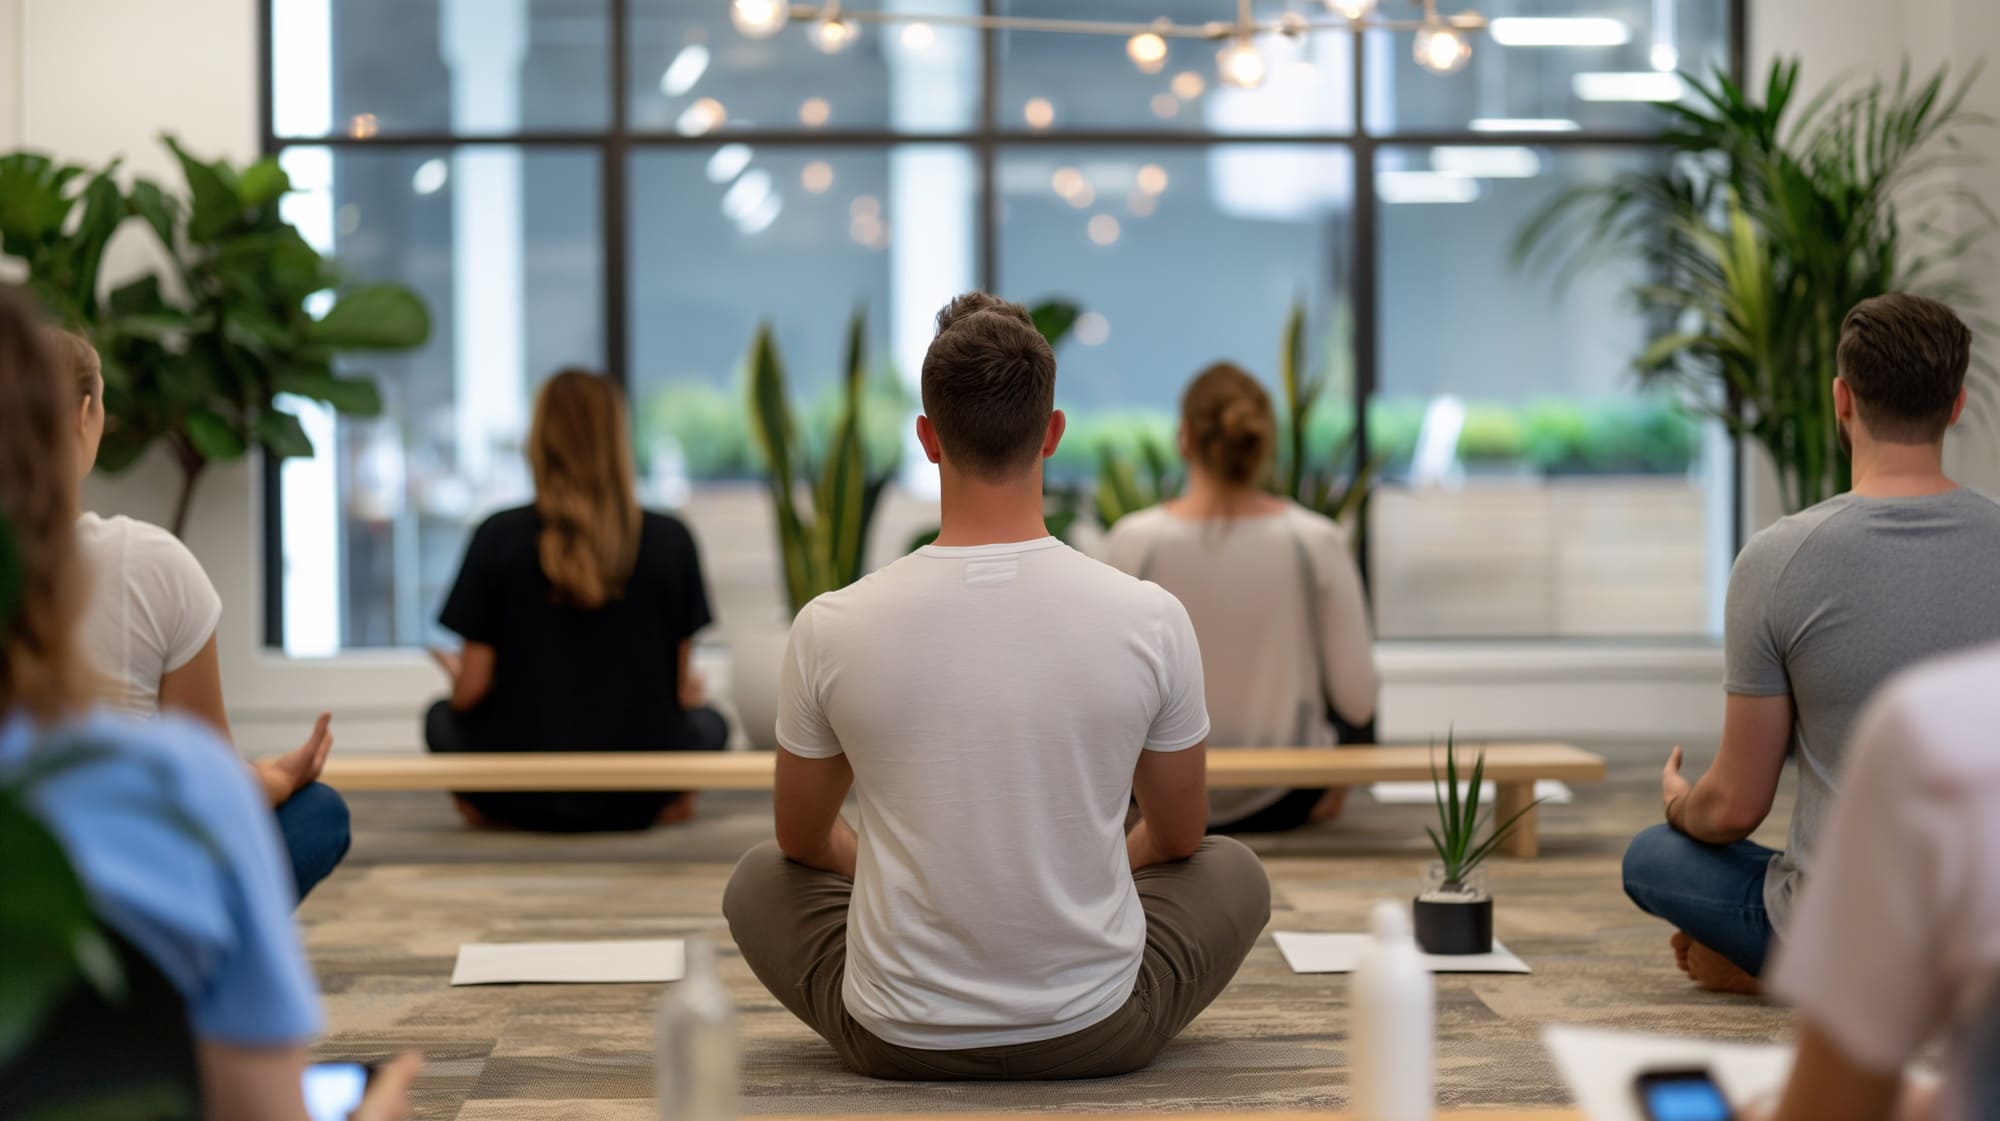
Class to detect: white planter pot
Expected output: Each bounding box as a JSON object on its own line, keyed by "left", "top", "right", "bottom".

{"left": 725, "top": 622, "right": 792, "bottom": 751}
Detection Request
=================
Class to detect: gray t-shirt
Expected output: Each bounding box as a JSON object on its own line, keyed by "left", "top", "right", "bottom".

{"left": 1726, "top": 487, "right": 2000, "bottom": 928}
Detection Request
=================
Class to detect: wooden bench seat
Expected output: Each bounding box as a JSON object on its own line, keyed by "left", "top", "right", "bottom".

{"left": 322, "top": 743, "right": 1603, "bottom": 858}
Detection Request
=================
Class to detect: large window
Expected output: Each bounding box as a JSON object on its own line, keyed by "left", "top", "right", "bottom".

{"left": 266, "top": 0, "right": 1740, "bottom": 652}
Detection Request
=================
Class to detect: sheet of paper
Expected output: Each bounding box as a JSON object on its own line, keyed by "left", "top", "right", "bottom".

{"left": 1273, "top": 931, "right": 1531, "bottom": 974}
{"left": 1543, "top": 1024, "right": 1795, "bottom": 1121}
{"left": 1369, "top": 779, "right": 1574, "bottom": 806}
{"left": 451, "top": 939, "right": 686, "bottom": 985}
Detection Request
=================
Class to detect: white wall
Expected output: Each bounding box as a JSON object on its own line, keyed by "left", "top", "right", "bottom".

{"left": 32, "top": 0, "right": 1997, "bottom": 751}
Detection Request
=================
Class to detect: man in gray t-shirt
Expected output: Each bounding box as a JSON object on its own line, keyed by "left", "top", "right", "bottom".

{"left": 1623, "top": 294, "right": 2000, "bottom": 994}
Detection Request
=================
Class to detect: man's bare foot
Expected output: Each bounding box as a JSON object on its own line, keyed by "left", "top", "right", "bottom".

{"left": 1310, "top": 787, "right": 1350, "bottom": 824}
{"left": 452, "top": 795, "right": 509, "bottom": 830}
{"left": 658, "top": 793, "right": 699, "bottom": 825}
{"left": 1684, "top": 938, "right": 1762, "bottom": 995}
{"left": 1670, "top": 931, "right": 1695, "bottom": 977}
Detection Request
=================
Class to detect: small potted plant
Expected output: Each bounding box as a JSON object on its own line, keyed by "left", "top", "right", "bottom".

{"left": 1415, "top": 732, "right": 1542, "bottom": 955}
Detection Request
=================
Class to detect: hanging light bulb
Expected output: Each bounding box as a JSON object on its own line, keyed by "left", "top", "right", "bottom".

{"left": 731, "top": 0, "right": 789, "bottom": 39}
{"left": 1326, "top": 0, "right": 1378, "bottom": 20}
{"left": 1126, "top": 31, "right": 1168, "bottom": 73}
{"left": 812, "top": 14, "right": 857, "bottom": 53}
{"left": 1413, "top": 22, "right": 1472, "bottom": 74}
{"left": 1215, "top": 36, "right": 1266, "bottom": 89}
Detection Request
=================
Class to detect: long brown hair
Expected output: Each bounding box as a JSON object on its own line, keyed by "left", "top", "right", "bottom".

{"left": 529, "top": 369, "right": 641, "bottom": 609}
{"left": 1181, "top": 362, "right": 1277, "bottom": 487}
{"left": 0, "top": 289, "right": 90, "bottom": 719}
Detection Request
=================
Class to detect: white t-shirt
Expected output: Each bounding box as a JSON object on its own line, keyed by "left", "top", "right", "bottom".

{"left": 777, "top": 537, "right": 1210, "bottom": 1051}
{"left": 1767, "top": 644, "right": 2000, "bottom": 1121}
{"left": 74, "top": 513, "right": 223, "bottom": 719}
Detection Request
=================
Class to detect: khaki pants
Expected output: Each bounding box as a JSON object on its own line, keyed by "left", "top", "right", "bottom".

{"left": 723, "top": 836, "right": 1271, "bottom": 1081}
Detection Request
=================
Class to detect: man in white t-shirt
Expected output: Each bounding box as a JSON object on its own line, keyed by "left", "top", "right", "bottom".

{"left": 1758, "top": 644, "right": 2000, "bottom": 1121}
{"left": 723, "top": 293, "right": 1271, "bottom": 1080}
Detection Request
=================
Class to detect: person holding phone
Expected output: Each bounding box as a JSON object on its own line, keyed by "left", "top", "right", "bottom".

{"left": 1755, "top": 645, "right": 2000, "bottom": 1121}
{"left": 0, "top": 293, "right": 418, "bottom": 1120}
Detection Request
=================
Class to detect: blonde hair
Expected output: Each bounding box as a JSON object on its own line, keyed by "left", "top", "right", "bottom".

{"left": 43, "top": 326, "right": 102, "bottom": 402}
{"left": 529, "top": 369, "right": 641, "bottom": 609}
{"left": 1180, "top": 362, "right": 1277, "bottom": 488}
{"left": 0, "top": 291, "right": 90, "bottom": 719}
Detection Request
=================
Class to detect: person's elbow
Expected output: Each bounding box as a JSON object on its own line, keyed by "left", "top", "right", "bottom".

{"left": 1705, "top": 792, "right": 1773, "bottom": 842}
{"left": 774, "top": 820, "right": 824, "bottom": 864}
{"left": 1151, "top": 818, "right": 1207, "bottom": 861}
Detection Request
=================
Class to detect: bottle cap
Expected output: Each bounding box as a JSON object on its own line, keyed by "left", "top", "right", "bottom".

{"left": 1370, "top": 900, "right": 1411, "bottom": 940}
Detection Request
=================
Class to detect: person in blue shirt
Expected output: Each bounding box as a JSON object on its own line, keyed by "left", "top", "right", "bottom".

{"left": 0, "top": 289, "right": 416, "bottom": 1120}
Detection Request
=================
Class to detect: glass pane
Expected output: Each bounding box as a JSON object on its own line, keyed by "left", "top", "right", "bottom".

{"left": 271, "top": 0, "right": 610, "bottom": 138}
{"left": 997, "top": 0, "right": 1353, "bottom": 135}
{"left": 998, "top": 145, "right": 1356, "bottom": 483}
{"left": 626, "top": 1, "right": 979, "bottom": 134}
{"left": 1366, "top": 0, "right": 1733, "bottom": 134}
{"left": 1367, "top": 146, "right": 1730, "bottom": 639}
{"left": 628, "top": 145, "right": 979, "bottom": 625}
{"left": 277, "top": 146, "right": 604, "bottom": 653}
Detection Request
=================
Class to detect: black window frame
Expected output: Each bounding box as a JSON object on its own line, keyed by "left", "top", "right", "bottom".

{"left": 259, "top": 0, "right": 1750, "bottom": 648}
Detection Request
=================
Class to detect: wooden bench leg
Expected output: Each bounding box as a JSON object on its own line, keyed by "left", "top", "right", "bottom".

{"left": 1495, "top": 780, "right": 1539, "bottom": 859}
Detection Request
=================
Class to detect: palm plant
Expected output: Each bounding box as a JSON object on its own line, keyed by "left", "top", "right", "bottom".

{"left": 1516, "top": 59, "right": 1993, "bottom": 513}
{"left": 1427, "top": 731, "right": 1543, "bottom": 893}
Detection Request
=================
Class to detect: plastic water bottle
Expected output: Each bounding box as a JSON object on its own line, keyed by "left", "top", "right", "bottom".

{"left": 656, "top": 938, "right": 738, "bottom": 1121}
{"left": 1350, "top": 901, "right": 1435, "bottom": 1121}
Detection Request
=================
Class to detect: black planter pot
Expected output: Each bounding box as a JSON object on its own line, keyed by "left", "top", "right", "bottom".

{"left": 1412, "top": 895, "right": 1494, "bottom": 955}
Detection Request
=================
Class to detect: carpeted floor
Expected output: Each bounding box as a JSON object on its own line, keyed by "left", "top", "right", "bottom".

{"left": 300, "top": 741, "right": 1796, "bottom": 1120}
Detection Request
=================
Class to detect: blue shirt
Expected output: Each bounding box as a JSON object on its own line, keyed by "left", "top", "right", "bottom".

{"left": 0, "top": 709, "right": 323, "bottom": 1045}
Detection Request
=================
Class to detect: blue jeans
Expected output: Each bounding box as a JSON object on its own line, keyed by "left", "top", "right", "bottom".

{"left": 275, "top": 781, "right": 351, "bottom": 905}
{"left": 1621, "top": 823, "right": 1777, "bottom": 977}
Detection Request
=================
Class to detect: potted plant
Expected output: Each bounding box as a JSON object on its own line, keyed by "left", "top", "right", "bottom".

{"left": 1414, "top": 733, "right": 1542, "bottom": 955}
{"left": 1515, "top": 59, "right": 1992, "bottom": 514}
{"left": 0, "top": 137, "right": 431, "bottom": 535}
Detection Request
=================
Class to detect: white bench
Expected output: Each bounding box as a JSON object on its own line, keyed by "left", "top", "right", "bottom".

{"left": 322, "top": 743, "right": 1605, "bottom": 858}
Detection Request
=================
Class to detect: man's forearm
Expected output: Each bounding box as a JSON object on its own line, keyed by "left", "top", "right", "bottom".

{"left": 785, "top": 817, "right": 859, "bottom": 878}
{"left": 1672, "top": 780, "right": 1757, "bottom": 844}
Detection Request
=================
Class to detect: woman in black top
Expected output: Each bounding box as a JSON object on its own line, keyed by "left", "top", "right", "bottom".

{"left": 425, "top": 368, "right": 728, "bottom": 831}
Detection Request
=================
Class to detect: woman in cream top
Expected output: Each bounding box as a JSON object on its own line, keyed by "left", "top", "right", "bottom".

{"left": 1103, "top": 362, "right": 1377, "bottom": 832}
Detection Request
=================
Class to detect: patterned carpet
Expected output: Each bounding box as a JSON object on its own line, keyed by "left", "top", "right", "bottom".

{"left": 300, "top": 741, "right": 1797, "bottom": 1119}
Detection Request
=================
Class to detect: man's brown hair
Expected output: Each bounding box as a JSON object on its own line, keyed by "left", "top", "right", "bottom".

{"left": 1837, "top": 294, "right": 1972, "bottom": 443}
{"left": 920, "top": 293, "right": 1056, "bottom": 479}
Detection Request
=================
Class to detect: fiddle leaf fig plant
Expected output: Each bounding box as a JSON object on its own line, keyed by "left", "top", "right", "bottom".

{"left": 0, "top": 136, "right": 431, "bottom": 535}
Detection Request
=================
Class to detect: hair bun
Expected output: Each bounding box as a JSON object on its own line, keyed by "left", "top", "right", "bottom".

{"left": 1180, "top": 362, "right": 1276, "bottom": 487}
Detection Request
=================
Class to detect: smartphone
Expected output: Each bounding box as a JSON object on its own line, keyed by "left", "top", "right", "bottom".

{"left": 1635, "top": 1067, "right": 1735, "bottom": 1121}
{"left": 303, "top": 1061, "right": 372, "bottom": 1121}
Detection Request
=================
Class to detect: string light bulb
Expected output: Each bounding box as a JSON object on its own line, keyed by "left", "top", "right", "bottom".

{"left": 1413, "top": 22, "right": 1472, "bottom": 74}
{"left": 730, "top": 0, "right": 788, "bottom": 39}
{"left": 812, "top": 14, "right": 858, "bottom": 53}
{"left": 1326, "top": 0, "right": 1378, "bottom": 19}
{"left": 1126, "top": 31, "right": 1168, "bottom": 73}
{"left": 1215, "top": 36, "right": 1266, "bottom": 89}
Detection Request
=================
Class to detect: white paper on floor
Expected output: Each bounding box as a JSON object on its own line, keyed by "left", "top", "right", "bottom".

{"left": 1543, "top": 1025, "right": 1795, "bottom": 1121}
{"left": 1369, "top": 779, "right": 1574, "bottom": 805}
{"left": 1273, "top": 931, "right": 1531, "bottom": 974}
{"left": 451, "top": 939, "right": 686, "bottom": 985}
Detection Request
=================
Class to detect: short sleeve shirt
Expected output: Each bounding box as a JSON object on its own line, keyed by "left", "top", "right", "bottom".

{"left": 73, "top": 513, "right": 223, "bottom": 719}
{"left": 438, "top": 507, "right": 713, "bottom": 750}
{"left": 1721, "top": 489, "right": 2000, "bottom": 928}
{"left": 0, "top": 709, "right": 322, "bottom": 1045}
{"left": 777, "top": 537, "right": 1208, "bottom": 1051}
